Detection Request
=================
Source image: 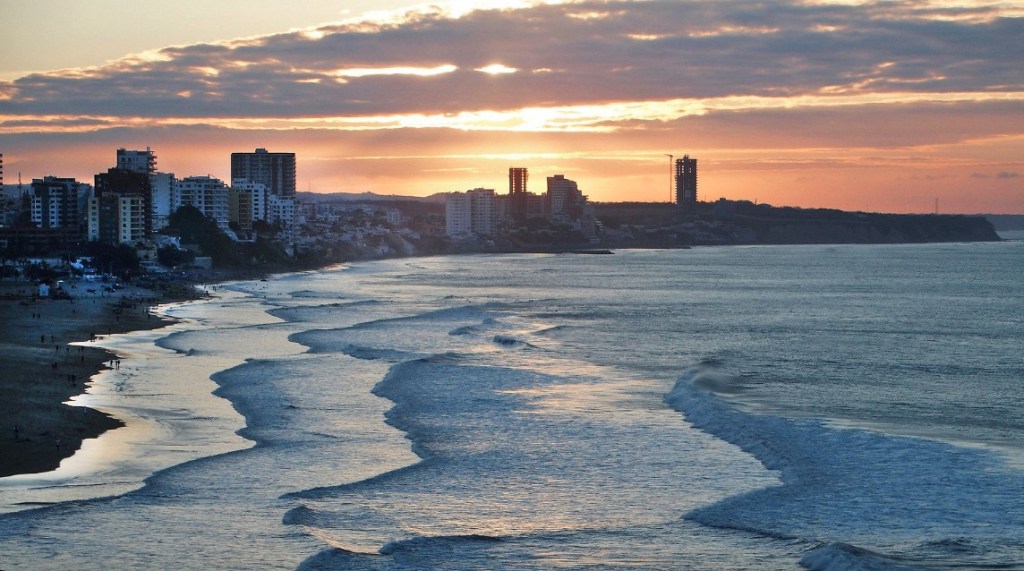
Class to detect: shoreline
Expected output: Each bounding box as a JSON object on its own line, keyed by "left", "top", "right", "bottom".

{"left": 1, "top": 238, "right": 1014, "bottom": 480}
{"left": 0, "top": 279, "right": 198, "bottom": 478}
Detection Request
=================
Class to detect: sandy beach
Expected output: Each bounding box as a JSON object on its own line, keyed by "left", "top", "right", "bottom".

{"left": 0, "top": 279, "right": 182, "bottom": 477}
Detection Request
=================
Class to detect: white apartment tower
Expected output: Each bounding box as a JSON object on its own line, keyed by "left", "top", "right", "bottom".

{"left": 177, "top": 175, "right": 230, "bottom": 230}
{"left": 231, "top": 178, "right": 268, "bottom": 222}
{"left": 267, "top": 194, "right": 296, "bottom": 229}
{"left": 446, "top": 188, "right": 495, "bottom": 238}
{"left": 446, "top": 193, "right": 471, "bottom": 237}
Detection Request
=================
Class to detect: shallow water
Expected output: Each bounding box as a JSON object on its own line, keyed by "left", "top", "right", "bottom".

{"left": 2, "top": 243, "right": 1022, "bottom": 570}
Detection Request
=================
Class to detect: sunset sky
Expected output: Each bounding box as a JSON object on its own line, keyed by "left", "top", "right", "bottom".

{"left": 2, "top": 0, "right": 1022, "bottom": 213}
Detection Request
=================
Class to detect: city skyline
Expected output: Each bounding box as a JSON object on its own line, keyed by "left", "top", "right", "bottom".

{"left": 2, "top": 1, "right": 1023, "bottom": 214}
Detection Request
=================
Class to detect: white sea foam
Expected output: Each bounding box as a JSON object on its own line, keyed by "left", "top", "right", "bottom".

{"left": 668, "top": 366, "right": 1024, "bottom": 567}
{"left": 0, "top": 293, "right": 257, "bottom": 512}
{"left": 2, "top": 244, "right": 1021, "bottom": 569}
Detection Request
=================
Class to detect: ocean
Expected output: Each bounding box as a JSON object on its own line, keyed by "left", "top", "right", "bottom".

{"left": 1, "top": 242, "right": 1022, "bottom": 570}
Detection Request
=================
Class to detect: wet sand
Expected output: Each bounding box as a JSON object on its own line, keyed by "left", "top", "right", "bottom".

{"left": 0, "top": 280, "right": 178, "bottom": 477}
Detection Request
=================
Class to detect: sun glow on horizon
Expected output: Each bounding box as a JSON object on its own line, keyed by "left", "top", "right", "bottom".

{"left": 330, "top": 64, "right": 458, "bottom": 78}
{"left": 4, "top": 90, "right": 1023, "bottom": 135}
{"left": 476, "top": 64, "right": 518, "bottom": 75}
{"left": 2, "top": 0, "right": 1022, "bottom": 213}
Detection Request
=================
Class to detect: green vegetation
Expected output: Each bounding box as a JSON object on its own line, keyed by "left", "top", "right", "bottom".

{"left": 164, "top": 206, "right": 292, "bottom": 269}
{"left": 81, "top": 242, "right": 141, "bottom": 280}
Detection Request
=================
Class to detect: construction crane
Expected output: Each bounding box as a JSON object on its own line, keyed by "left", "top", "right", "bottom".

{"left": 665, "top": 154, "right": 674, "bottom": 203}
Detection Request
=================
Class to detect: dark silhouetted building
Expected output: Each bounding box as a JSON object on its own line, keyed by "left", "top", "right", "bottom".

{"left": 30, "top": 177, "right": 91, "bottom": 233}
{"left": 675, "top": 155, "right": 697, "bottom": 209}
{"left": 546, "top": 174, "right": 585, "bottom": 222}
{"left": 508, "top": 167, "right": 529, "bottom": 220}
{"left": 92, "top": 168, "right": 152, "bottom": 243}
{"left": 231, "top": 148, "right": 296, "bottom": 198}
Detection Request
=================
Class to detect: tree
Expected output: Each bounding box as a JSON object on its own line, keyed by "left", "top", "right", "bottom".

{"left": 165, "top": 206, "right": 244, "bottom": 266}
{"left": 252, "top": 219, "right": 277, "bottom": 235}
{"left": 82, "top": 242, "right": 140, "bottom": 280}
{"left": 157, "top": 245, "right": 194, "bottom": 268}
{"left": 167, "top": 206, "right": 218, "bottom": 245}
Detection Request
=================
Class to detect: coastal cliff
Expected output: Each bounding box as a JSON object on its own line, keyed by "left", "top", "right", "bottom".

{"left": 592, "top": 201, "right": 1001, "bottom": 248}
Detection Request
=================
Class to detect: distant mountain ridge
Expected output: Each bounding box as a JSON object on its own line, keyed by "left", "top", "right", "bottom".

{"left": 295, "top": 191, "right": 448, "bottom": 204}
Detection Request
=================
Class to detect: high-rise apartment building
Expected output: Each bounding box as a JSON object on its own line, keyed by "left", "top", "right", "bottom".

{"left": 469, "top": 188, "right": 495, "bottom": 236}
{"left": 675, "top": 155, "right": 697, "bottom": 209}
{"left": 447, "top": 193, "right": 471, "bottom": 237}
{"left": 230, "top": 178, "right": 269, "bottom": 231}
{"left": 546, "top": 174, "right": 595, "bottom": 237}
{"left": 30, "top": 177, "right": 91, "bottom": 232}
{"left": 114, "top": 147, "right": 176, "bottom": 232}
{"left": 94, "top": 167, "right": 153, "bottom": 242}
{"left": 446, "top": 188, "right": 495, "bottom": 238}
{"left": 88, "top": 194, "right": 146, "bottom": 244}
{"left": 231, "top": 148, "right": 296, "bottom": 198}
{"left": 117, "top": 148, "right": 156, "bottom": 174}
{"left": 151, "top": 172, "right": 176, "bottom": 231}
{"left": 546, "top": 175, "right": 586, "bottom": 221}
{"left": 177, "top": 176, "right": 231, "bottom": 230}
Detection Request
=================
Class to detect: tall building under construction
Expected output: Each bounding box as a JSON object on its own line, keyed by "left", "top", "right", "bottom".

{"left": 509, "top": 167, "right": 529, "bottom": 219}
{"left": 675, "top": 155, "right": 697, "bottom": 209}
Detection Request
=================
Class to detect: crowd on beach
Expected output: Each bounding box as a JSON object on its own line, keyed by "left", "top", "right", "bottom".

{"left": 0, "top": 278, "right": 177, "bottom": 477}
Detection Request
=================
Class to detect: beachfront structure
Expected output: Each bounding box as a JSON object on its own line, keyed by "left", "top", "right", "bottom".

{"left": 231, "top": 179, "right": 268, "bottom": 221}
{"left": 446, "top": 193, "right": 471, "bottom": 237}
{"left": 229, "top": 189, "right": 256, "bottom": 234}
{"left": 231, "top": 148, "right": 296, "bottom": 198}
{"left": 675, "top": 155, "right": 697, "bottom": 209}
{"left": 177, "top": 176, "right": 231, "bottom": 230}
{"left": 229, "top": 179, "right": 269, "bottom": 234}
{"left": 546, "top": 174, "right": 596, "bottom": 238}
{"left": 114, "top": 148, "right": 177, "bottom": 232}
{"left": 94, "top": 167, "right": 154, "bottom": 241}
{"left": 267, "top": 193, "right": 297, "bottom": 229}
{"left": 29, "top": 177, "right": 92, "bottom": 232}
{"left": 151, "top": 172, "right": 176, "bottom": 231}
{"left": 469, "top": 188, "right": 496, "bottom": 236}
{"left": 87, "top": 193, "right": 146, "bottom": 244}
{"left": 546, "top": 175, "right": 586, "bottom": 222}
{"left": 446, "top": 188, "right": 496, "bottom": 238}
